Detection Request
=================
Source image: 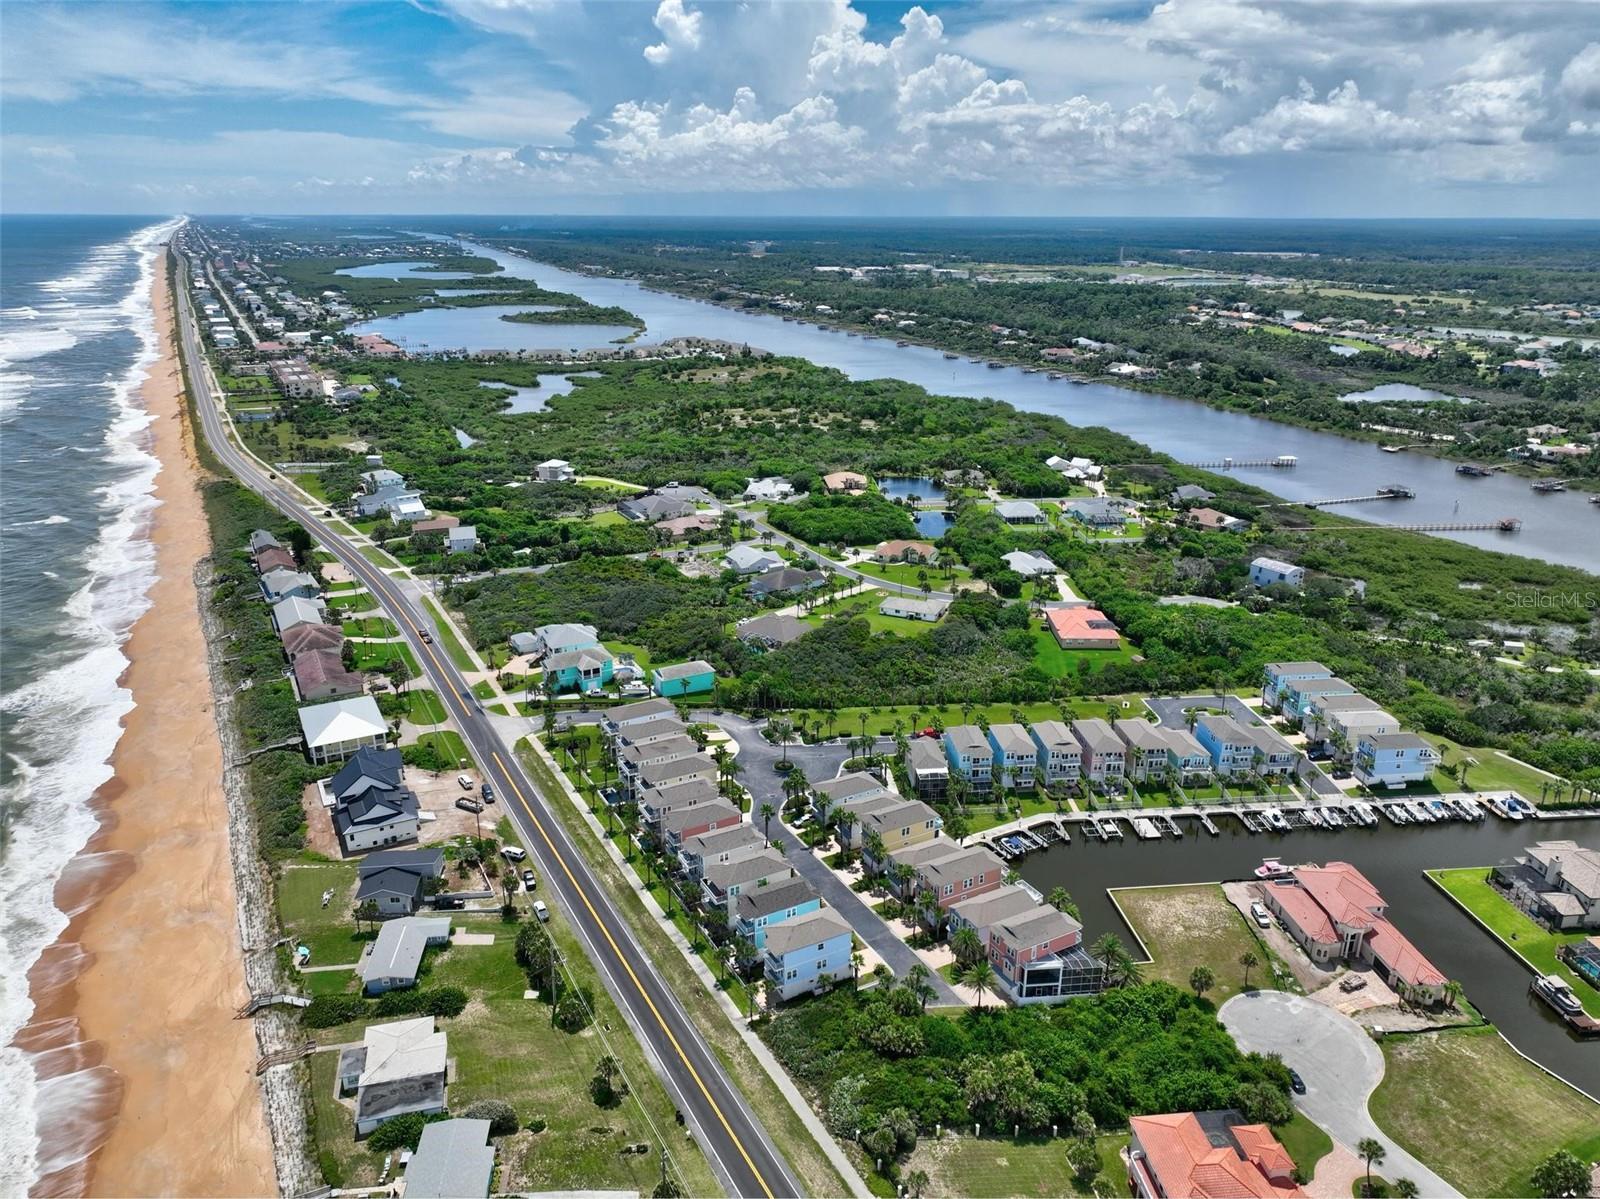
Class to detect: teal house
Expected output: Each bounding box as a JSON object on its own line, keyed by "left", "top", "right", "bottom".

{"left": 544, "top": 647, "right": 614, "bottom": 694}
{"left": 652, "top": 659, "right": 716, "bottom": 697}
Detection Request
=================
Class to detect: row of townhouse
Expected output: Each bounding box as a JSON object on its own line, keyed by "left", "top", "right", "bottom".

{"left": 601, "top": 698, "right": 852, "bottom": 1002}
{"left": 810, "top": 772, "right": 945, "bottom": 870}
{"left": 913, "top": 718, "right": 1214, "bottom": 798}
{"left": 1193, "top": 714, "right": 1299, "bottom": 779}
{"left": 1263, "top": 662, "right": 1439, "bottom": 788}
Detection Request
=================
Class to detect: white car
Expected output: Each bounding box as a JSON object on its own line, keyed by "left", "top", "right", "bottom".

{"left": 1250, "top": 901, "right": 1272, "bottom": 929}
{"left": 533, "top": 900, "right": 550, "bottom": 923}
{"left": 500, "top": 845, "right": 527, "bottom": 863}
{"left": 456, "top": 773, "right": 474, "bottom": 790}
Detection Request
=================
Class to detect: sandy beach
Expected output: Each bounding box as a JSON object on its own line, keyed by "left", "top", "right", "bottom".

{"left": 14, "top": 255, "right": 275, "bottom": 1196}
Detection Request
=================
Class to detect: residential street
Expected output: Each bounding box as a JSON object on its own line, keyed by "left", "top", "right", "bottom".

{"left": 708, "top": 713, "right": 965, "bottom": 1006}
{"left": 1219, "top": 992, "right": 1462, "bottom": 1198}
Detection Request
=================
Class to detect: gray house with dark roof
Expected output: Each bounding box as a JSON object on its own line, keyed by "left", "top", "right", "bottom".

{"left": 355, "top": 847, "right": 444, "bottom": 916}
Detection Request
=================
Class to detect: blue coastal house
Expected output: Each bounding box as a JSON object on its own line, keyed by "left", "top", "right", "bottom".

{"left": 1354, "top": 732, "right": 1441, "bottom": 788}
{"left": 731, "top": 876, "right": 820, "bottom": 948}
{"left": 652, "top": 659, "right": 716, "bottom": 697}
{"left": 942, "top": 724, "right": 994, "bottom": 793}
{"left": 763, "top": 908, "right": 854, "bottom": 1003}
{"left": 1262, "top": 661, "right": 1332, "bottom": 709}
{"left": 543, "top": 647, "right": 614, "bottom": 694}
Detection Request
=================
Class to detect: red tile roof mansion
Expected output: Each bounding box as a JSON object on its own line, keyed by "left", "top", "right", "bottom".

{"left": 1129, "top": 1111, "right": 1303, "bottom": 1199}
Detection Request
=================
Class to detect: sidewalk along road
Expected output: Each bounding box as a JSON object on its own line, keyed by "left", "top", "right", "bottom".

{"left": 170, "top": 238, "right": 804, "bottom": 1199}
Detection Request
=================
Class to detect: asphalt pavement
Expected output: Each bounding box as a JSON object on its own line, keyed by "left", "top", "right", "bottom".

{"left": 1219, "top": 992, "right": 1461, "bottom": 1198}
{"left": 171, "top": 239, "right": 802, "bottom": 1199}
{"left": 708, "top": 714, "right": 964, "bottom": 1006}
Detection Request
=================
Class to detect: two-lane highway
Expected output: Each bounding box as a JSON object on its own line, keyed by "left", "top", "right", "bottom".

{"left": 168, "top": 238, "right": 805, "bottom": 1199}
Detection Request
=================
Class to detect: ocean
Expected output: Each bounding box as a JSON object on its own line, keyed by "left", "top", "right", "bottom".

{"left": 0, "top": 214, "right": 182, "bottom": 1193}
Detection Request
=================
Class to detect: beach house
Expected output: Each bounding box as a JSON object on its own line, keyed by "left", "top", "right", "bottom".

{"left": 259, "top": 566, "right": 320, "bottom": 603}
{"left": 1002, "top": 550, "right": 1056, "bottom": 578}
{"left": 617, "top": 734, "right": 702, "bottom": 800}
{"left": 535, "top": 459, "right": 576, "bottom": 483}
{"left": 995, "top": 500, "right": 1046, "bottom": 524}
{"left": 355, "top": 848, "right": 445, "bottom": 918}
{"left": 403, "top": 1118, "right": 495, "bottom": 1199}
{"left": 987, "top": 904, "right": 1103, "bottom": 1004}
{"left": 1114, "top": 719, "right": 1175, "bottom": 783}
{"left": 525, "top": 622, "right": 601, "bottom": 659}
{"left": 854, "top": 797, "right": 943, "bottom": 868}
{"left": 810, "top": 772, "right": 892, "bottom": 824}
{"left": 299, "top": 695, "right": 388, "bottom": 764}
{"left": 903, "top": 737, "right": 949, "bottom": 799}
{"left": 339, "top": 1016, "right": 449, "bottom": 1135}
{"left": 731, "top": 876, "right": 821, "bottom": 946}
{"left": 871, "top": 539, "right": 938, "bottom": 565}
{"left": 723, "top": 545, "right": 784, "bottom": 576}
{"left": 763, "top": 908, "right": 855, "bottom": 1002}
{"left": 600, "top": 696, "right": 679, "bottom": 737}
{"left": 543, "top": 647, "right": 614, "bottom": 694}
{"left": 1494, "top": 841, "right": 1600, "bottom": 929}
{"left": 986, "top": 723, "right": 1037, "bottom": 790}
{"left": 326, "top": 747, "right": 418, "bottom": 853}
{"left": 1028, "top": 720, "right": 1083, "bottom": 786}
{"left": 942, "top": 724, "right": 994, "bottom": 792}
{"left": 652, "top": 660, "right": 716, "bottom": 697}
{"left": 1262, "top": 661, "right": 1332, "bottom": 709}
{"left": 677, "top": 824, "right": 765, "bottom": 880}
{"left": 1278, "top": 676, "right": 1359, "bottom": 720}
{"left": 1249, "top": 556, "right": 1306, "bottom": 589}
{"left": 1353, "top": 732, "right": 1441, "bottom": 788}
{"left": 1070, "top": 719, "right": 1125, "bottom": 784}
{"left": 742, "top": 477, "right": 795, "bottom": 502}
{"left": 361, "top": 916, "right": 452, "bottom": 994}
{"left": 271, "top": 594, "right": 329, "bottom": 634}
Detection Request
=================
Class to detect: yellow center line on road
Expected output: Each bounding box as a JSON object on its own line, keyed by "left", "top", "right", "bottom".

{"left": 398, "top": 615, "right": 778, "bottom": 1199}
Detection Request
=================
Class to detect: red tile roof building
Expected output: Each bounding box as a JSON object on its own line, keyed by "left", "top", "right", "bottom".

{"left": 1128, "top": 1111, "right": 1303, "bottom": 1199}
{"left": 1262, "top": 862, "right": 1447, "bottom": 1001}
{"left": 1046, "top": 606, "right": 1122, "bottom": 649}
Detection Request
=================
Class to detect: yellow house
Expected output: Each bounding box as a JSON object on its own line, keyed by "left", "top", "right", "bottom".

{"left": 854, "top": 796, "right": 944, "bottom": 866}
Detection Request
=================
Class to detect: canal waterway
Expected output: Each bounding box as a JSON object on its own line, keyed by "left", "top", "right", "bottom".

{"left": 1017, "top": 815, "right": 1600, "bottom": 1095}
{"left": 420, "top": 238, "right": 1600, "bottom": 573}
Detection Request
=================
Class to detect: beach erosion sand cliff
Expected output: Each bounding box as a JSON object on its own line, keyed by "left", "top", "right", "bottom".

{"left": 13, "top": 258, "right": 275, "bottom": 1197}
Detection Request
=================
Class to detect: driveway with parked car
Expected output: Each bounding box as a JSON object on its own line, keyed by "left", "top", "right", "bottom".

{"left": 1219, "top": 991, "right": 1461, "bottom": 1198}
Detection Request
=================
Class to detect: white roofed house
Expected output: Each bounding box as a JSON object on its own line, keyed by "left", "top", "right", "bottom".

{"left": 723, "top": 544, "right": 784, "bottom": 576}
{"left": 742, "top": 477, "right": 795, "bottom": 502}
{"left": 879, "top": 595, "right": 951, "bottom": 623}
{"left": 1002, "top": 550, "right": 1056, "bottom": 578}
{"left": 995, "top": 500, "right": 1046, "bottom": 524}
{"left": 272, "top": 594, "right": 329, "bottom": 633}
{"left": 259, "top": 567, "right": 320, "bottom": 603}
{"left": 361, "top": 916, "right": 452, "bottom": 994}
{"left": 446, "top": 525, "right": 478, "bottom": 554}
{"left": 338, "top": 1016, "right": 448, "bottom": 1135}
{"left": 536, "top": 459, "right": 576, "bottom": 483}
{"left": 299, "top": 695, "right": 389, "bottom": 764}
{"left": 1250, "top": 556, "right": 1306, "bottom": 590}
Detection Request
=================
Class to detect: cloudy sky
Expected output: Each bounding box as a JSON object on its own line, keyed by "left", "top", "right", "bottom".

{"left": 4, "top": 0, "right": 1600, "bottom": 217}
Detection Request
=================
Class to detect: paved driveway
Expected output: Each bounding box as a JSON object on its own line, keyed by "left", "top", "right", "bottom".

{"left": 708, "top": 713, "right": 963, "bottom": 1006}
{"left": 1219, "top": 991, "right": 1461, "bottom": 1198}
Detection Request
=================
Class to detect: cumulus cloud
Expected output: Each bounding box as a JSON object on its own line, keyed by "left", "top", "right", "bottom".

{"left": 644, "top": 0, "right": 704, "bottom": 64}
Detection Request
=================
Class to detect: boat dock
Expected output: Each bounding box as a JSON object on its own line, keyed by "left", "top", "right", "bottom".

{"left": 1270, "top": 487, "right": 1416, "bottom": 508}
{"left": 1299, "top": 517, "right": 1522, "bottom": 534}
{"left": 1185, "top": 455, "right": 1298, "bottom": 469}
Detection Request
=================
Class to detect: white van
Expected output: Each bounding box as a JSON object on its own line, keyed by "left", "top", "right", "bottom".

{"left": 501, "top": 845, "right": 527, "bottom": 863}
{"left": 456, "top": 773, "right": 474, "bottom": 790}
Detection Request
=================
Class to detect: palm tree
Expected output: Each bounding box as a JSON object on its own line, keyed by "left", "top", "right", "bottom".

{"left": 904, "top": 1168, "right": 930, "bottom": 1199}
{"left": 1189, "top": 965, "right": 1215, "bottom": 998}
{"left": 960, "top": 960, "right": 993, "bottom": 1011}
{"left": 1443, "top": 979, "right": 1464, "bottom": 1011}
{"left": 770, "top": 718, "right": 795, "bottom": 767}
{"left": 950, "top": 925, "right": 985, "bottom": 969}
{"left": 1392, "top": 1180, "right": 1418, "bottom": 1198}
{"left": 904, "top": 962, "right": 934, "bottom": 1013}
{"left": 759, "top": 802, "right": 777, "bottom": 843}
{"left": 833, "top": 808, "right": 857, "bottom": 858}
{"left": 1239, "top": 950, "right": 1259, "bottom": 990}
{"left": 1046, "top": 886, "right": 1079, "bottom": 918}
{"left": 1092, "top": 931, "right": 1126, "bottom": 975}
{"left": 1357, "top": 1138, "right": 1386, "bottom": 1196}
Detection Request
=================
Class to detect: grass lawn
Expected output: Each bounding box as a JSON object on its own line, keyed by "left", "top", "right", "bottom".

{"left": 422, "top": 596, "right": 479, "bottom": 671}
{"left": 412, "top": 729, "right": 472, "bottom": 769}
{"left": 275, "top": 862, "right": 371, "bottom": 966}
{"left": 327, "top": 591, "right": 379, "bottom": 613}
{"left": 1277, "top": 1110, "right": 1334, "bottom": 1182}
{"left": 514, "top": 739, "right": 852, "bottom": 1198}
{"left": 351, "top": 639, "right": 420, "bottom": 674}
{"left": 359, "top": 544, "right": 400, "bottom": 568}
{"left": 1427, "top": 868, "right": 1600, "bottom": 1018}
{"left": 586, "top": 510, "right": 629, "bottom": 527}
{"left": 963, "top": 792, "right": 1072, "bottom": 836}
{"left": 340, "top": 614, "right": 398, "bottom": 638}
{"left": 1029, "top": 626, "right": 1136, "bottom": 678}
{"left": 472, "top": 679, "right": 498, "bottom": 700}
{"left": 803, "top": 593, "right": 940, "bottom": 637}
{"left": 1370, "top": 1027, "right": 1600, "bottom": 1199}
{"left": 904, "top": 1131, "right": 1127, "bottom": 1197}
{"left": 1427, "top": 737, "right": 1563, "bottom": 803}
{"left": 856, "top": 560, "right": 964, "bottom": 589}
{"left": 403, "top": 689, "right": 447, "bottom": 724}
{"left": 609, "top": 641, "right": 655, "bottom": 677}
{"left": 303, "top": 927, "right": 720, "bottom": 1196}
{"left": 1111, "top": 883, "right": 1294, "bottom": 1001}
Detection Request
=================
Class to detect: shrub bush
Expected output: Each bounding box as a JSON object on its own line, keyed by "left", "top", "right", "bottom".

{"left": 461, "top": 1099, "right": 519, "bottom": 1137}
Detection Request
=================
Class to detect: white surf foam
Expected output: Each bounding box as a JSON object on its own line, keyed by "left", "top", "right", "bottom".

{"left": 0, "top": 215, "right": 183, "bottom": 1196}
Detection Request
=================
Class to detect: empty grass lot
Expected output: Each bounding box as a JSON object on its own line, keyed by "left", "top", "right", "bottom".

{"left": 1427, "top": 867, "right": 1600, "bottom": 1018}
{"left": 804, "top": 593, "right": 941, "bottom": 637}
{"left": 421, "top": 596, "right": 479, "bottom": 670}
{"left": 276, "top": 861, "right": 370, "bottom": 966}
{"left": 351, "top": 639, "right": 419, "bottom": 674}
{"left": 904, "top": 1131, "right": 1126, "bottom": 1198}
{"left": 304, "top": 926, "right": 720, "bottom": 1196}
{"left": 403, "top": 689, "right": 448, "bottom": 725}
{"left": 1111, "top": 883, "right": 1292, "bottom": 1003}
{"left": 1370, "top": 1027, "right": 1600, "bottom": 1199}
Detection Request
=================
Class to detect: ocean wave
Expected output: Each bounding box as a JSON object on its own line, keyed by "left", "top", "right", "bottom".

{"left": 6, "top": 515, "right": 71, "bottom": 528}
{"left": 0, "top": 215, "right": 181, "bottom": 1196}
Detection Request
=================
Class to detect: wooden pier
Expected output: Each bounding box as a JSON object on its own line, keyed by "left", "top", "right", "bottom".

{"left": 1185, "top": 455, "right": 1298, "bottom": 470}
{"left": 1300, "top": 517, "right": 1522, "bottom": 534}
{"left": 236, "top": 993, "right": 313, "bottom": 1018}
{"left": 1270, "top": 487, "right": 1415, "bottom": 509}
{"left": 255, "top": 1041, "right": 316, "bottom": 1074}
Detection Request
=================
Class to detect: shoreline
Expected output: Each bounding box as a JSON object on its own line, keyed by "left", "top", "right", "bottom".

{"left": 13, "top": 253, "right": 275, "bottom": 1196}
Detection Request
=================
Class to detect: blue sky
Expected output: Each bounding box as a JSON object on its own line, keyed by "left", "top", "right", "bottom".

{"left": 4, "top": 0, "right": 1600, "bottom": 216}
